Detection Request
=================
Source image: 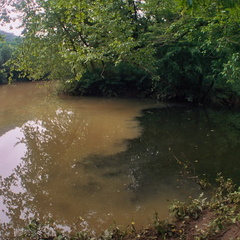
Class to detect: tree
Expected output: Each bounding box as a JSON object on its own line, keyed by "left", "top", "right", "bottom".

{"left": 147, "top": 0, "right": 240, "bottom": 102}
{"left": 6, "top": 1, "right": 156, "bottom": 89}
{"left": 2, "top": 0, "right": 240, "bottom": 103}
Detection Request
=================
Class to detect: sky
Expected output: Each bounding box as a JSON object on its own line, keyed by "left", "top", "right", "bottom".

{"left": 0, "top": 21, "right": 23, "bottom": 36}
{"left": 0, "top": 6, "right": 23, "bottom": 36}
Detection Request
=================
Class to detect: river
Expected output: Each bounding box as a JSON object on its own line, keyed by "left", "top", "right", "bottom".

{"left": 0, "top": 82, "right": 239, "bottom": 237}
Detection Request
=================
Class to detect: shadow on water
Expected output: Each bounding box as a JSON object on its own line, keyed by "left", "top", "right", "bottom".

{"left": 81, "top": 105, "right": 240, "bottom": 205}
{"left": 136, "top": 106, "right": 240, "bottom": 184}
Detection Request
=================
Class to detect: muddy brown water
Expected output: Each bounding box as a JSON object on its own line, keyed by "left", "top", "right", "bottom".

{"left": 0, "top": 82, "right": 239, "bottom": 237}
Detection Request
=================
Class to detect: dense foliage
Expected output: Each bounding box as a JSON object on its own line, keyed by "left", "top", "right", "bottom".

{"left": 0, "top": 30, "right": 28, "bottom": 83}
{"left": 0, "top": 31, "right": 15, "bottom": 83}
{"left": 1, "top": 0, "right": 240, "bottom": 104}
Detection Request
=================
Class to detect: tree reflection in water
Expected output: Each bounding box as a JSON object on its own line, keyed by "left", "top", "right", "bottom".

{"left": 0, "top": 100, "right": 156, "bottom": 238}
{"left": 2, "top": 96, "right": 240, "bottom": 239}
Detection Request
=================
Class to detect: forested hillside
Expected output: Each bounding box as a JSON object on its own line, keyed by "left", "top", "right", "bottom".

{"left": 1, "top": 0, "right": 240, "bottom": 105}
{"left": 0, "top": 30, "right": 17, "bottom": 42}
{"left": 0, "top": 30, "right": 24, "bottom": 83}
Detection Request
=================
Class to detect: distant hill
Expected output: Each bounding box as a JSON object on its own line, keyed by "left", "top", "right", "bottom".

{"left": 0, "top": 30, "right": 20, "bottom": 42}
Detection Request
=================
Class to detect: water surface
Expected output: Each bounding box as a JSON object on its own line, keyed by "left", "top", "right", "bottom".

{"left": 0, "top": 82, "right": 239, "bottom": 238}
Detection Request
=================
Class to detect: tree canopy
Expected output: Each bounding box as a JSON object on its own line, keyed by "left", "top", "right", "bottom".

{"left": 1, "top": 0, "right": 240, "bottom": 104}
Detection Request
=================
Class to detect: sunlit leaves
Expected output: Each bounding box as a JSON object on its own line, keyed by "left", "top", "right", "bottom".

{"left": 4, "top": 0, "right": 159, "bottom": 84}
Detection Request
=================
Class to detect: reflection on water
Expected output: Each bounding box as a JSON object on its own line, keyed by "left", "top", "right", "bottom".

{"left": 1, "top": 82, "right": 240, "bottom": 238}
{"left": 0, "top": 128, "right": 26, "bottom": 178}
{"left": 0, "top": 82, "right": 174, "bottom": 237}
{"left": 137, "top": 107, "right": 240, "bottom": 184}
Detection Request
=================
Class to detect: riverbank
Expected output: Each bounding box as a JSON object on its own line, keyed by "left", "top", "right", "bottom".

{"left": 19, "top": 175, "right": 240, "bottom": 240}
